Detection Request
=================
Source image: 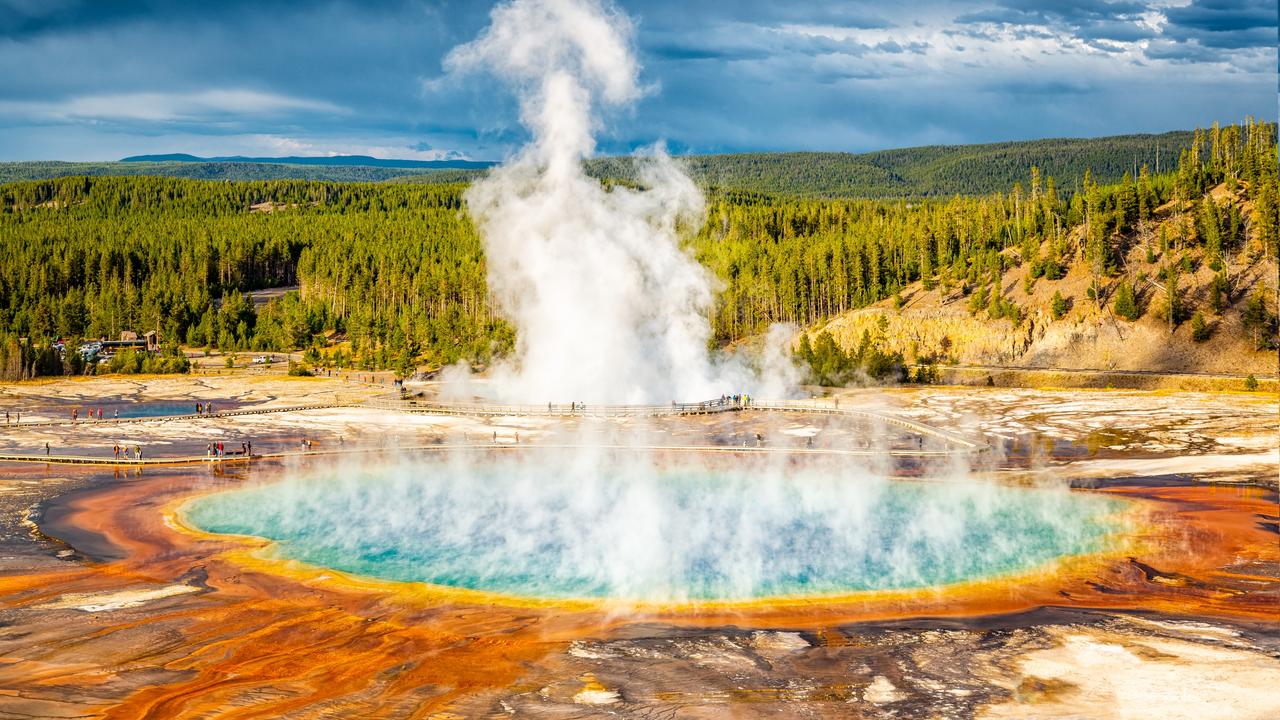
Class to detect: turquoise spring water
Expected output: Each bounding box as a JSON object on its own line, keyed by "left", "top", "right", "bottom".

{"left": 184, "top": 454, "right": 1126, "bottom": 601}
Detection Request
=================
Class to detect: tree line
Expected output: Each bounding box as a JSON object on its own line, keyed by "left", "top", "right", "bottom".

{"left": 0, "top": 119, "right": 1274, "bottom": 381}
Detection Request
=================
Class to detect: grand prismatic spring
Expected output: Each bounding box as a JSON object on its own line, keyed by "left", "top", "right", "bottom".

{"left": 182, "top": 454, "right": 1127, "bottom": 603}
{"left": 1, "top": 0, "right": 1278, "bottom": 718}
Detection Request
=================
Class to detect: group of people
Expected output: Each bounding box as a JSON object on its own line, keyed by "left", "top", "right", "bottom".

{"left": 207, "top": 440, "right": 251, "bottom": 459}
{"left": 194, "top": 402, "right": 216, "bottom": 415}
{"left": 112, "top": 444, "right": 143, "bottom": 461}
{"left": 4, "top": 411, "right": 18, "bottom": 425}
{"left": 71, "top": 407, "right": 116, "bottom": 422}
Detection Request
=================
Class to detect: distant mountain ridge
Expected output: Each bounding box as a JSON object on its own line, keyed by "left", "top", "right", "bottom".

{"left": 121, "top": 153, "right": 495, "bottom": 170}
{"left": 2, "top": 127, "right": 1253, "bottom": 197}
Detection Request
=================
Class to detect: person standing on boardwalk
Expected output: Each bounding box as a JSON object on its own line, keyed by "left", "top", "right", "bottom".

{"left": 135, "top": 445, "right": 142, "bottom": 461}
{"left": 45, "top": 442, "right": 50, "bottom": 456}
{"left": 114, "top": 444, "right": 120, "bottom": 460}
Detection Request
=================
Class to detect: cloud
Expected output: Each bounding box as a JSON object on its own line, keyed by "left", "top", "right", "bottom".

{"left": 252, "top": 134, "right": 471, "bottom": 161}
{"left": 0, "top": 89, "right": 344, "bottom": 124}
{"left": 1160, "top": 0, "right": 1278, "bottom": 49}
{"left": 0, "top": 0, "right": 1273, "bottom": 161}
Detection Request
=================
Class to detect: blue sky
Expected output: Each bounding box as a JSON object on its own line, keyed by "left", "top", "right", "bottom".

{"left": 0, "top": 0, "right": 1274, "bottom": 161}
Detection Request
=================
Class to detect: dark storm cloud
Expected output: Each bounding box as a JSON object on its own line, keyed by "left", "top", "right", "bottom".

{"left": 1162, "top": 0, "right": 1277, "bottom": 49}
{"left": 0, "top": 0, "right": 1272, "bottom": 160}
{"left": 955, "top": 0, "right": 1275, "bottom": 63}
{"left": 955, "top": 0, "right": 1154, "bottom": 43}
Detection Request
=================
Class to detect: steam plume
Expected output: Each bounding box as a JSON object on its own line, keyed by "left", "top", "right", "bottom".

{"left": 446, "top": 0, "right": 763, "bottom": 403}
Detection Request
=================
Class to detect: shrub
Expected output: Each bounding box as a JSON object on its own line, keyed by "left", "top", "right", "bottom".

{"left": 1190, "top": 312, "right": 1210, "bottom": 342}
{"left": 288, "top": 361, "right": 312, "bottom": 377}
{"left": 1051, "top": 291, "right": 1069, "bottom": 320}
{"left": 968, "top": 285, "right": 990, "bottom": 315}
{"left": 1244, "top": 374, "right": 1258, "bottom": 391}
{"left": 1113, "top": 280, "right": 1140, "bottom": 321}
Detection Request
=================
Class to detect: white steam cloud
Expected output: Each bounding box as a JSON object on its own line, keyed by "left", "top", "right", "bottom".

{"left": 446, "top": 0, "right": 784, "bottom": 403}
{"left": 188, "top": 451, "right": 1126, "bottom": 604}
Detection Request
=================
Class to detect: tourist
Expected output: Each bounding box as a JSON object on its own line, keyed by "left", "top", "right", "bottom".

{"left": 135, "top": 445, "right": 142, "bottom": 461}
{"left": 45, "top": 442, "right": 50, "bottom": 456}
{"left": 97, "top": 407, "right": 103, "bottom": 420}
{"left": 196, "top": 402, "right": 202, "bottom": 414}
{"left": 247, "top": 440, "right": 252, "bottom": 457}
{"left": 4, "top": 411, "right": 8, "bottom": 425}
{"left": 114, "top": 444, "right": 120, "bottom": 460}
{"left": 113, "top": 409, "right": 118, "bottom": 419}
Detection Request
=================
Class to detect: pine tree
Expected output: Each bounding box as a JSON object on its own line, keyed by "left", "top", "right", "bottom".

{"left": 1190, "top": 312, "right": 1210, "bottom": 342}
{"left": 1207, "top": 272, "right": 1227, "bottom": 313}
{"left": 1161, "top": 264, "right": 1183, "bottom": 328}
{"left": 1051, "top": 291, "right": 1069, "bottom": 320}
{"left": 1113, "top": 280, "right": 1139, "bottom": 321}
{"left": 1242, "top": 287, "right": 1274, "bottom": 349}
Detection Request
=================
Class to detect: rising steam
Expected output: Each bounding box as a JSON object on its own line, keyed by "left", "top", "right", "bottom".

{"left": 446, "top": 0, "right": 772, "bottom": 403}
{"left": 187, "top": 451, "right": 1126, "bottom": 604}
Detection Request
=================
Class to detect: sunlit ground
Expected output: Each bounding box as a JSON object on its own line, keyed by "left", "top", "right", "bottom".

{"left": 0, "top": 375, "right": 1276, "bottom": 718}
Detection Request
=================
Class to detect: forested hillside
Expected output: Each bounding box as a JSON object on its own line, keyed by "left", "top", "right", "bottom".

{"left": 0, "top": 180, "right": 505, "bottom": 377}
{"left": 590, "top": 130, "right": 1198, "bottom": 198}
{"left": 0, "top": 119, "right": 1274, "bottom": 381}
{"left": 2, "top": 128, "right": 1208, "bottom": 198}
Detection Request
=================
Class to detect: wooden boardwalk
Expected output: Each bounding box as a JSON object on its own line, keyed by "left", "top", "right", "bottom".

{"left": 0, "top": 442, "right": 969, "bottom": 467}
{"left": 2, "top": 403, "right": 350, "bottom": 429}
{"left": 0, "top": 396, "right": 988, "bottom": 466}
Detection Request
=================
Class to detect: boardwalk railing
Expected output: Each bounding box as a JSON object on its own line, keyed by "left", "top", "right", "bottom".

{"left": 0, "top": 395, "right": 988, "bottom": 465}
{"left": 2, "top": 403, "right": 349, "bottom": 429}
{"left": 365, "top": 395, "right": 987, "bottom": 451}
{"left": 362, "top": 396, "right": 746, "bottom": 418}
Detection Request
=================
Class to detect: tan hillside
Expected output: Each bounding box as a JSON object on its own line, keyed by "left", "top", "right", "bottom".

{"left": 811, "top": 184, "right": 1278, "bottom": 377}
